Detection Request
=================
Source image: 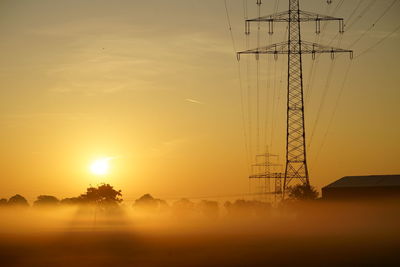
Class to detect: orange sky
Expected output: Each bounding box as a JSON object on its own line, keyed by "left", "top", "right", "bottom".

{"left": 0, "top": 0, "right": 399, "bottom": 202}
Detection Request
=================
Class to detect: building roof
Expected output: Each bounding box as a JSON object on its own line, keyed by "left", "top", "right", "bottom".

{"left": 323, "top": 175, "right": 400, "bottom": 189}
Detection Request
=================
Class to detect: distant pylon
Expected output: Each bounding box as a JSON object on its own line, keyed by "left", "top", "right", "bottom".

{"left": 249, "top": 147, "right": 283, "bottom": 203}
{"left": 238, "top": 0, "right": 353, "bottom": 197}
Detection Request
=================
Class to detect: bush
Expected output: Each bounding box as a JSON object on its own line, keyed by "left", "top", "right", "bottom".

{"left": 287, "top": 184, "right": 319, "bottom": 201}
{"left": 133, "top": 194, "right": 169, "bottom": 213}
{"left": 34, "top": 195, "right": 60, "bottom": 207}
{"left": 8, "top": 194, "right": 29, "bottom": 206}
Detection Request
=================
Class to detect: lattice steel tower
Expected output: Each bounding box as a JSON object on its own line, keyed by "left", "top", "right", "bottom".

{"left": 237, "top": 0, "right": 353, "bottom": 195}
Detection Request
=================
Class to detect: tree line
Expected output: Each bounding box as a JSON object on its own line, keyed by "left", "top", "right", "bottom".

{"left": 0, "top": 183, "right": 318, "bottom": 210}
{"left": 0, "top": 184, "right": 122, "bottom": 207}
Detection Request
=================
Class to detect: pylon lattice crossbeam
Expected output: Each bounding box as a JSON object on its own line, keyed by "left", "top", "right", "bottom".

{"left": 246, "top": 10, "right": 343, "bottom": 23}
{"left": 237, "top": 41, "right": 353, "bottom": 58}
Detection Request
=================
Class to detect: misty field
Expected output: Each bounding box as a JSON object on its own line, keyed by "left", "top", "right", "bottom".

{"left": 0, "top": 201, "right": 399, "bottom": 266}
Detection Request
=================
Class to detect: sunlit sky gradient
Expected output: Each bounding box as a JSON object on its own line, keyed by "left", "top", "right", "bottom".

{"left": 0, "top": 0, "right": 399, "bottom": 202}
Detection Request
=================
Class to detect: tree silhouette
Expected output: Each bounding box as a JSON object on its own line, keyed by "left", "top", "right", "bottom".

{"left": 198, "top": 200, "right": 219, "bottom": 219}
{"left": 224, "top": 199, "right": 271, "bottom": 217}
{"left": 60, "top": 197, "right": 82, "bottom": 205}
{"left": 79, "top": 183, "right": 122, "bottom": 206}
{"left": 34, "top": 195, "right": 60, "bottom": 206}
{"left": 0, "top": 198, "right": 7, "bottom": 206}
{"left": 8, "top": 194, "right": 29, "bottom": 206}
{"left": 171, "top": 198, "right": 195, "bottom": 218}
{"left": 287, "top": 184, "right": 319, "bottom": 201}
{"left": 133, "top": 194, "right": 168, "bottom": 212}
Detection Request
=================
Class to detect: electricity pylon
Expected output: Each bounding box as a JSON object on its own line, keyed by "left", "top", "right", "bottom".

{"left": 249, "top": 149, "right": 283, "bottom": 203}
{"left": 237, "top": 0, "right": 353, "bottom": 196}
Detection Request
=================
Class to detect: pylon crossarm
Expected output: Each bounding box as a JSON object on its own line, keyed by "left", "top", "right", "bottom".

{"left": 252, "top": 163, "right": 282, "bottom": 167}
{"left": 246, "top": 11, "right": 289, "bottom": 23}
{"left": 255, "top": 153, "right": 279, "bottom": 158}
{"left": 298, "top": 10, "right": 342, "bottom": 22}
{"left": 237, "top": 41, "right": 353, "bottom": 60}
{"left": 249, "top": 173, "right": 283, "bottom": 179}
{"left": 237, "top": 42, "right": 289, "bottom": 60}
{"left": 246, "top": 10, "right": 341, "bottom": 23}
{"left": 245, "top": 10, "right": 345, "bottom": 34}
{"left": 301, "top": 41, "right": 353, "bottom": 59}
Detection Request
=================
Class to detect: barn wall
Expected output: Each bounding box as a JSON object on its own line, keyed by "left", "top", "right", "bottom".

{"left": 322, "top": 187, "right": 400, "bottom": 201}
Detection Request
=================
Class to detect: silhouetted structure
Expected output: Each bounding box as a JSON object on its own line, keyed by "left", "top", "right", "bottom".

{"left": 322, "top": 175, "right": 400, "bottom": 201}
{"left": 249, "top": 150, "right": 283, "bottom": 203}
{"left": 237, "top": 0, "right": 353, "bottom": 196}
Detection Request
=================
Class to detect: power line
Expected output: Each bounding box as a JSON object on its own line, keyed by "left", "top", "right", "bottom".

{"left": 304, "top": 56, "right": 318, "bottom": 105}
{"left": 224, "top": 0, "right": 237, "bottom": 52}
{"left": 348, "top": 0, "right": 399, "bottom": 49}
{"left": 308, "top": 0, "right": 398, "bottom": 167}
{"left": 273, "top": 0, "right": 280, "bottom": 14}
{"left": 267, "top": 25, "right": 288, "bottom": 156}
{"left": 306, "top": 0, "right": 346, "bottom": 105}
{"left": 312, "top": 60, "right": 353, "bottom": 167}
{"left": 269, "top": 49, "right": 278, "bottom": 151}
{"left": 242, "top": 0, "right": 254, "bottom": 194}
{"left": 243, "top": 0, "right": 248, "bottom": 20}
{"left": 264, "top": 35, "right": 273, "bottom": 152}
{"left": 346, "top": 0, "right": 363, "bottom": 25}
{"left": 256, "top": 0, "right": 262, "bottom": 154}
{"left": 326, "top": 0, "right": 370, "bottom": 47}
{"left": 325, "top": 0, "right": 373, "bottom": 47}
{"left": 346, "top": 0, "right": 377, "bottom": 31}
{"left": 319, "top": 0, "right": 344, "bottom": 38}
{"left": 308, "top": 32, "right": 344, "bottom": 149}
{"left": 308, "top": 58, "right": 337, "bottom": 149}
{"left": 308, "top": 35, "right": 344, "bottom": 150}
{"left": 244, "top": 0, "right": 253, "bottom": 169}
{"left": 246, "top": 33, "right": 253, "bottom": 165}
{"left": 355, "top": 23, "right": 400, "bottom": 59}
{"left": 223, "top": 0, "right": 251, "bottom": 172}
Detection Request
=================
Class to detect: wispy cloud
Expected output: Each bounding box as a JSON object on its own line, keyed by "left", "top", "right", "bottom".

{"left": 185, "top": 98, "right": 204, "bottom": 105}
{"left": 147, "top": 137, "right": 188, "bottom": 158}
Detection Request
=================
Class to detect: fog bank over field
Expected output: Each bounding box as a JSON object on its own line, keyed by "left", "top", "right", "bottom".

{"left": 0, "top": 200, "right": 399, "bottom": 266}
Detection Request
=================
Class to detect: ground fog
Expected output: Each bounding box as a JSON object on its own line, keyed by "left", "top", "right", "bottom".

{"left": 0, "top": 200, "right": 399, "bottom": 266}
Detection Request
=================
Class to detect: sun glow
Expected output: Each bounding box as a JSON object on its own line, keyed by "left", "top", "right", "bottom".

{"left": 89, "top": 158, "right": 111, "bottom": 176}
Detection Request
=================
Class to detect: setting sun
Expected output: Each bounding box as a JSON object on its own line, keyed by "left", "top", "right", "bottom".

{"left": 90, "top": 158, "right": 111, "bottom": 176}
